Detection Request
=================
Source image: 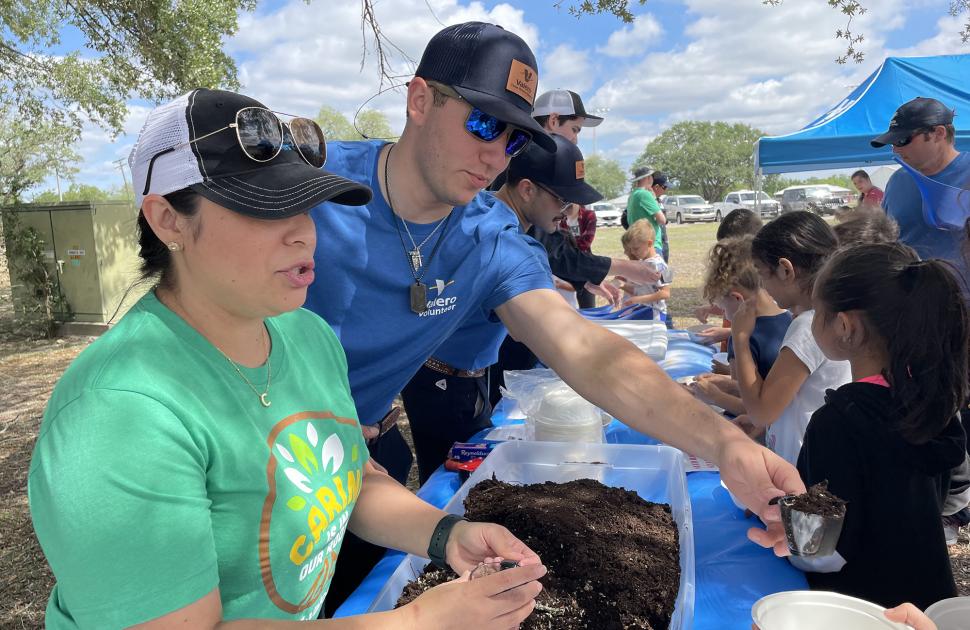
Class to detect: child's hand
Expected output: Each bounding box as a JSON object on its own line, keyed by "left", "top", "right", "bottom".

{"left": 585, "top": 281, "right": 620, "bottom": 306}
{"left": 694, "top": 326, "right": 730, "bottom": 344}
{"left": 625, "top": 261, "right": 661, "bottom": 285}
{"left": 730, "top": 297, "right": 758, "bottom": 340}
{"left": 690, "top": 377, "right": 723, "bottom": 405}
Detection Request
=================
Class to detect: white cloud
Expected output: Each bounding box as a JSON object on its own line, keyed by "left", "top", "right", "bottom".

{"left": 536, "top": 44, "right": 595, "bottom": 94}
{"left": 597, "top": 14, "right": 662, "bottom": 58}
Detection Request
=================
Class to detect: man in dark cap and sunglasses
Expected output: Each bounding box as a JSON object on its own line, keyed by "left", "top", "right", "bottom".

{"left": 873, "top": 97, "right": 970, "bottom": 547}
{"left": 305, "top": 20, "right": 804, "bottom": 614}
{"left": 874, "top": 97, "right": 969, "bottom": 287}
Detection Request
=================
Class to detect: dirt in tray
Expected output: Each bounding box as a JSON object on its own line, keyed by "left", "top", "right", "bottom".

{"left": 787, "top": 480, "right": 846, "bottom": 517}
{"left": 396, "top": 477, "right": 680, "bottom": 629}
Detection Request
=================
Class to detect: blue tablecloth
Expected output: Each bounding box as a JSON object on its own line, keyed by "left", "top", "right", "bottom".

{"left": 334, "top": 335, "right": 808, "bottom": 628}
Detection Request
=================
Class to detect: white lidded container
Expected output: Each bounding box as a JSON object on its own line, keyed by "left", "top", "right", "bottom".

{"left": 752, "top": 591, "right": 913, "bottom": 629}
{"left": 366, "top": 441, "right": 696, "bottom": 629}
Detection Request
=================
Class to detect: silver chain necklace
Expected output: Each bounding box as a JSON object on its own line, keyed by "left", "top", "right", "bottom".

{"left": 399, "top": 209, "right": 448, "bottom": 271}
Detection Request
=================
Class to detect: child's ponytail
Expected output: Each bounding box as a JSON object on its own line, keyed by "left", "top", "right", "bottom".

{"left": 815, "top": 243, "right": 969, "bottom": 444}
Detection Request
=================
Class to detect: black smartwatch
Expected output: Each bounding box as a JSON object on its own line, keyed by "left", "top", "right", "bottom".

{"left": 427, "top": 514, "right": 467, "bottom": 569}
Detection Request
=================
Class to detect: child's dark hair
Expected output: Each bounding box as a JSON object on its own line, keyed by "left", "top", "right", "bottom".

{"left": 751, "top": 211, "right": 837, "bottom": 290}
{"left": 717, "top": 208, "right": 763, "bottom": 240}
{"left": 136, "top": 188, "right": 202, "bottom": 288}
{"left": 833, "top": 206, "right": 899, "bottom": 246}
{"left": 815, "top": 243, "right": 969, "bottom": 444}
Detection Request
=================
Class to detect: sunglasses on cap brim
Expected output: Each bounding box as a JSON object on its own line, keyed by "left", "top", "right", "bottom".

{"left": 143, "top": 107, "right": 327, "bottom": 195}
{"left": 426, "top": 81, "right": 533, "bottom": 157}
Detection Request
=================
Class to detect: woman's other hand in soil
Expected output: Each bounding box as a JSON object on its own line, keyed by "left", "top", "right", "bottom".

{"left": 445, "top": 521, "right": 542, "bottom": 574}
{"left": 402, "top": 563, "right": 546, "bottom": 630}
{"left": 884, "top": 603, "right": 937, "bottom": 630}
{"left": 715, "top": 424, "right": 806, "bottom": 556}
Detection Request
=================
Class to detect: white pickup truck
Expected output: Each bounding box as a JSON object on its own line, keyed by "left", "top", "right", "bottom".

{"left": 713, "top": 190, "right": 781, "bottom": 219}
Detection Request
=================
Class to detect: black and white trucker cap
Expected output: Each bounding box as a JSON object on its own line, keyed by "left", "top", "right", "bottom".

{"left": 128, "top": 89, "right": 371, "bottom": 218}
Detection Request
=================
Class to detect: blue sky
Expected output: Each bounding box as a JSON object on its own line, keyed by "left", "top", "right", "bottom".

{"left": 36, "top": 0, "right": 970, "bottom": 197}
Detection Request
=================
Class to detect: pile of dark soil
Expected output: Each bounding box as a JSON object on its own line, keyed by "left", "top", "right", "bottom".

{"left": 397, "top": 477, "right": 681, "bottom": 629}
{"left": 787, "top": 481, "right": 846, "bottom": 517}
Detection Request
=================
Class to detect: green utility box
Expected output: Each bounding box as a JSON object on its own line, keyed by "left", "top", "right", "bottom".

{"left": 3, "top": 200, "right": 148, "bottom": 324}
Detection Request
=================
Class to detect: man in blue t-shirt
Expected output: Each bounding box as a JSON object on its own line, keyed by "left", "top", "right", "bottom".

{"left": 305, "top": 21, "right": 804, "bottom": 613}
{"left": 873, "top": 97, "right": 970, "bottom": 290}
{"left": 872, "top": 97, "right": 970, "bottom": 546}
{"left": 401, "top": 134, "right": 601, "bottom": 483}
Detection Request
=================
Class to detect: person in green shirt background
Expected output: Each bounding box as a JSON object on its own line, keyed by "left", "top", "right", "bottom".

{"left": 625, "top": 166, "right": 668, "bottom": 255}
{"left": 27, "top": 88, "right": 545, "bottom": 629}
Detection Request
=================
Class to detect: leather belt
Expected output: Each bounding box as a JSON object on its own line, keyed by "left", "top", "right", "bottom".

{"left": 424, "top": 357, "right": 487, "bottom": 379}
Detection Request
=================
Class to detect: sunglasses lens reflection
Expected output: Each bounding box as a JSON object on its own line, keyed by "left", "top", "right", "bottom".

{"left": 289, "top": 118, "right": 327, "bottom": 167}
{"left": 466, "top": 108, "right": 505, "bottom": 141}
{"left": 506, "top": 129, "right": 532, "bottom": 157}
{"left": 237, "top": 108, "right": 283, "bottom": 161}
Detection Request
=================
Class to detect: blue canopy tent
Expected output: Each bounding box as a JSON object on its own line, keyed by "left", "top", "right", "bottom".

{"left": 756, "top": 54, "right": 970, "bottom": 175}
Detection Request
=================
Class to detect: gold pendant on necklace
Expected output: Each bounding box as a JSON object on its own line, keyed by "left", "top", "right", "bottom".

{"left": 259, "top": 393, "right": 271, "bottom": 407}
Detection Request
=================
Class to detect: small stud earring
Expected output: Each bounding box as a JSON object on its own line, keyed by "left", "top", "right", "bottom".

{"left": 167, "top": 242, "right": 182, "bottom": 252}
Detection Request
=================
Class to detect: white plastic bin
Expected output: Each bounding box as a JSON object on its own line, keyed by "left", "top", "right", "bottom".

{"left": 367, "top": 441, "right": 695, "bottom": 629}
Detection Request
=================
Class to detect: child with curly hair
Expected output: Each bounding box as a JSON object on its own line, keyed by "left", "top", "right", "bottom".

{"left": 691, "top": 236, "right": 790, "bottom": 420}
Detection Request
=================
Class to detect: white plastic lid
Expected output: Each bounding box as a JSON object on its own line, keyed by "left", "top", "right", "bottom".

{"left": 752, "top": 591, "right": 912, "bottom": 630}
{"left": 924, "top": 597, "right": 970, "bottom": 630}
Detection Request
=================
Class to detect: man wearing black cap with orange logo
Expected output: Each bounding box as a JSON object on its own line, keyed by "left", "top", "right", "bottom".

{"left": 401, "top": 133, "right": 602, "bottom": 484}
{"left": 306, "top": 21, "right": 805, "bottom": 613}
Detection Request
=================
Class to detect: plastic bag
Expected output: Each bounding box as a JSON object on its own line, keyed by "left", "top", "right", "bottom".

{"left": 501, "top": 369, "right": 606, "bottom": 443}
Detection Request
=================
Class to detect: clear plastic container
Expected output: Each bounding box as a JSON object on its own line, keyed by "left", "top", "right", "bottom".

{"left": 366, "top": 441, "right": 696, "bottom": 629}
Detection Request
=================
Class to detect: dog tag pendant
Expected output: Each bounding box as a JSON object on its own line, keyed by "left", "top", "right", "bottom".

{"left": 409, "top": 248, "right": 423, "bottom": 271}
{"left": 410, "top": 281, "right": 428, "bottom": 314}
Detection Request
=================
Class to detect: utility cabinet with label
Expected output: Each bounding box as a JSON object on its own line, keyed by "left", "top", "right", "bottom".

{"left": 3, "top": 201, "right": 148, "bottom": 324}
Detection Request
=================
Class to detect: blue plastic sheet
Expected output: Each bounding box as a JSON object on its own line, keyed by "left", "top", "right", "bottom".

{"left": 334, "top": 334, "right": 807, "bottom": 628}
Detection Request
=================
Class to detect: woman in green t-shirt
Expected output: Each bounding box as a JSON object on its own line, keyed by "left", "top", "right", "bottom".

{"left": 28, "top": 89, "right": 545, "bottom": 629}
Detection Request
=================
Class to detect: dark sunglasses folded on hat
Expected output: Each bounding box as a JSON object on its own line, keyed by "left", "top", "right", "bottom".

{"left": 130, "top": 88, "right": 372, "bottom": 219}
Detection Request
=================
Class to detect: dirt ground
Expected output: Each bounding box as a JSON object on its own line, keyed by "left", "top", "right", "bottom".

{"left": 1, "top": 228, "right": 968, "bottom": 628}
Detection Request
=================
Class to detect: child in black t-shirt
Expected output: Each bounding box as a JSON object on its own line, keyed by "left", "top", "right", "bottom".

{"left": 792, "top": 242, "right": 968, "bottom": 610}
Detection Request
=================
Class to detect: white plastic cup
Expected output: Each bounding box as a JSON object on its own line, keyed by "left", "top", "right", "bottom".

{"left": 924, "top": 596, "right": 970, "bottom": 630}
{"left": 752, "top": 591, "right": 912, "bottom": 630}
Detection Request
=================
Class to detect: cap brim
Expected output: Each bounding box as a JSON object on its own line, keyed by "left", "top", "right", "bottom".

{"left": 191, "top": 162, "right": 372, "bottom": 220}
{"left": 870, "top": 129, "right": 910, "bottom": 148}
{"left": 549, "top": 180, "right": 603, "bottom": 206}
{"left": 580, "top": 114, "right": 603, "bottom": 128}
{"left": 452, "top": 85, "right": 557, "bottom": 152}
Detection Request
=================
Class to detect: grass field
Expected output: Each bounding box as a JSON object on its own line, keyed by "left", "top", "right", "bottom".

{"left": 587, "top": 222, "right": 719, "bottom": 328}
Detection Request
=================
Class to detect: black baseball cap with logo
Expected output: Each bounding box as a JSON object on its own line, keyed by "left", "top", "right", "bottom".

{"left": 508, "top": 134, "right": 603, "bottom": 205}
{"left": 414, "top": 21, "right": 556, "bottom": 152}
{"left": 870, "top": 97, "right": 956, "bottom": 148}
{"left": 129, "top": 89, "right": 371, "bottom": 218}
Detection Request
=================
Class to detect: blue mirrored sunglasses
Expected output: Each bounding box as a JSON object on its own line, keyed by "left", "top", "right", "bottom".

{"left": 427, "top": 81, "right": 532, "bottom": 157}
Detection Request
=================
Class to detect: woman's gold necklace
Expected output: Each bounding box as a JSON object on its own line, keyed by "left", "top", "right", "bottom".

{"left": 216, "top": 327, "right": 272, "bottom": 407}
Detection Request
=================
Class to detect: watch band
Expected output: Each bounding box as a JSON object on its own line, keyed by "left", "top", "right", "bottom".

{"left": 427, "top": 514, "right": 467, "bottom": 569}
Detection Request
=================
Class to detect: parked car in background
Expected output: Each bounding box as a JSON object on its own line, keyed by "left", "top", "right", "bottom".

{"left": 780, "top": 185, "right": 845, "bottom": 215}
{"left": 713, "top": 190, "right": 781, "bottom": 219}
{"left": 590, "top": 201, "right": 622, "bottom": 227}
{"left": 663, "top": 194, "right": 718, "bottom": 223}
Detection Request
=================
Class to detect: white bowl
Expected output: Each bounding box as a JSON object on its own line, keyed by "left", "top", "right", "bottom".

{"left": 752, "top": 591, "right": 911, "bottom": 630}
{"left": 924, "top": 596, "right": 970, "bottom": 630}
